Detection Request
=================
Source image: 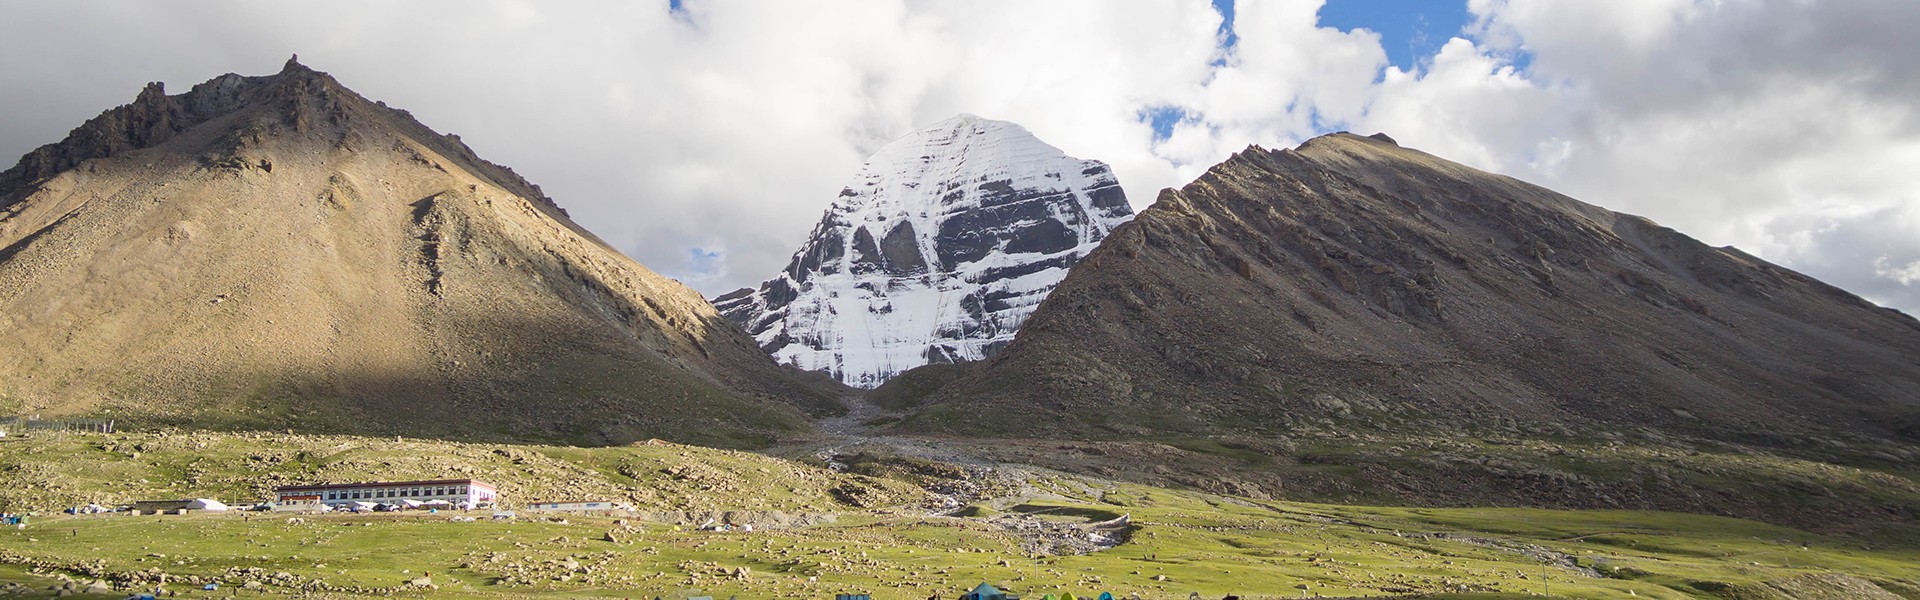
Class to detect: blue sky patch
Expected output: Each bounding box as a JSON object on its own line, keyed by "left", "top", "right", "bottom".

{"left": 1212, "top": 0, "right": 1240, "bottom": 54}
{"left": 1318, "top": 0, "right": 1471, "bottom": 71}
{"left": 683, "top": 247, "right": 725, "bottom": 280}
{"left": 1140, "top": 106, "right": 1193, "bottom": 140}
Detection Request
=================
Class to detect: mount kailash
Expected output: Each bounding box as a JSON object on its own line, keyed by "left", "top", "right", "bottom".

{"left": 714, "top": 114, "right": 1133, "bottom": 387}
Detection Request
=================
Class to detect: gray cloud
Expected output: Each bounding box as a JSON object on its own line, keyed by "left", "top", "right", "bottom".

{"left": 1764, "top": 203, "right": 1920, "bottom": 311}
{"left": 1, "top": 0, "right": 1914, "bottom": 315}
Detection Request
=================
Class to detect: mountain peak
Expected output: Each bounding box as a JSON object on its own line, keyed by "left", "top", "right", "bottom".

{"left": 909, "top": 130, "right": 1920, "bottom": 447}
{"left": 1, "top": 59, "right": 568, "bottom": 219}
{"left": 0, "top": 61, "right": 841, "bottom": 443}
{"left": 134, "top": 81, "right": 167, "bottom": 103}
{"left": 715, "top": 115, "right": 1134, "bottom": 387}
{"left": 897, "top": 113, "right": 1027, "bottom": 147}
{"left": 271, "top": 53, "right": 339, "bottom": 93}
{"left": 0, "top": 61, "right": 345, "bottom": 202}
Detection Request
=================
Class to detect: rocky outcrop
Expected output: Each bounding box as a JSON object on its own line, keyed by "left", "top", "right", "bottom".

{"left": 2, "top": 56, "right": 562, "bottom": 217}
{"left": 715, "top": 115, "right": 1132, "bottom": 387}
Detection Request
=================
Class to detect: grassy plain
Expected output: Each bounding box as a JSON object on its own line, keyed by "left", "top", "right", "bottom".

{"left": 1, "top": 431, "right": 1916, "bottom": 599}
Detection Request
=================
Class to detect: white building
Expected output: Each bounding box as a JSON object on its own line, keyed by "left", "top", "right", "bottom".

{"left": 274, "top": 479, "right": 496, "bottom": 508}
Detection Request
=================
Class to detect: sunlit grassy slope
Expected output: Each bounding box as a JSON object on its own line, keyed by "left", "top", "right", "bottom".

{"left": 1, "top": 431, "right": 1916, "bottom": 599}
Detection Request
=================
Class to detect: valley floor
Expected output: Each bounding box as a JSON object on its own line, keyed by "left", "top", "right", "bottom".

{"left": 1, "top": 427, "right": 1917, "bottom": 599}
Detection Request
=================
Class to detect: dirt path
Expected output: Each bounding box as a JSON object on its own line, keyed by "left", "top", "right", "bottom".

{"left": 795, "top": 395, "right": 988, "bottom": 467}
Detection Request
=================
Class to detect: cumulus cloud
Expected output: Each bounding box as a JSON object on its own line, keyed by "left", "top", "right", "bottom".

{"left": 0, "top": 0, "right": 1915, "bottom": 313}
{"left": 1880, "top": 258, "right": 1920, "bottom": 287}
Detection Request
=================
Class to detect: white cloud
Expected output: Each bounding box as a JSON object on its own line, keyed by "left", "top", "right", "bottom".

{"left": 0, "top": 0, "right": 1915, "bottom": 313}
{"left": 1878, "top": 257, "right": 1920, "bottom": 287}
{"left": 1352, "top": 0, "right": 1920, "bottom": 313}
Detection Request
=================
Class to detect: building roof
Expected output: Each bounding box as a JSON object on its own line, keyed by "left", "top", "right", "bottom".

{"left": 274, "top": 478, "right": 493, "bottom": 492}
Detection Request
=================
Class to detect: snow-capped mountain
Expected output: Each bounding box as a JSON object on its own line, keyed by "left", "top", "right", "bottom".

{"left": 714, "top": 114, "right": 1133, "bottom": 388}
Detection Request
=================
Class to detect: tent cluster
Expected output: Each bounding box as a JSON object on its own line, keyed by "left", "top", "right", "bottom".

{"left": 956, "top": 582, "right": 1118, "bottom": 600}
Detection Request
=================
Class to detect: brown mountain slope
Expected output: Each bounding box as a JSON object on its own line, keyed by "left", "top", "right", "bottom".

{"left": 903, "top": 133, "right": 1920, "bottom": 446}
{"left": 0, "top": 57, "right": 842, "bottom": 446}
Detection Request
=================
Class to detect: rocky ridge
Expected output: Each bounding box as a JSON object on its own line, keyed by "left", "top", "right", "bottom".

{"left": 906, "top": 132, "right": 1920, "bottom": 447}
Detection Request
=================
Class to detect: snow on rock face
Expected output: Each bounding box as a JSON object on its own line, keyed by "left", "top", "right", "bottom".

{"left": 714, "top": 114, "right": 1132, "bottom": 388}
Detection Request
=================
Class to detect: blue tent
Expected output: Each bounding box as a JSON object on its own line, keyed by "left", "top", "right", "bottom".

{"left": 1097, "top": 594, "right": 1115, "bottom": 600}
{"left": 961, "top": 582, "right": 1011, "bottom": 600}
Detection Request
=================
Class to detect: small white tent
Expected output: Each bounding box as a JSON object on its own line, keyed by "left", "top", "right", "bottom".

{"left": 185, "top": 498, "right": 229, "bottom": 512}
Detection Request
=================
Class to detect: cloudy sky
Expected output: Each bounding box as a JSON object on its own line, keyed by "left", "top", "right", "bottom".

{"left": 3, "top": 0, "right": 1917, "bottom": 313}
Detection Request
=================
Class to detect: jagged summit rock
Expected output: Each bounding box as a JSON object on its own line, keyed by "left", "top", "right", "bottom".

{"left": 905, "top": 132, "right": 1920, "bottom": 444}
{"left": 2, "top": 56, "right": 562, "bottom": 219}
{"left": 714, "top": 114, "right": 1133, "bottom": 388}
{"left": 0, "top": 61, "right": 842, "bottom": 444}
